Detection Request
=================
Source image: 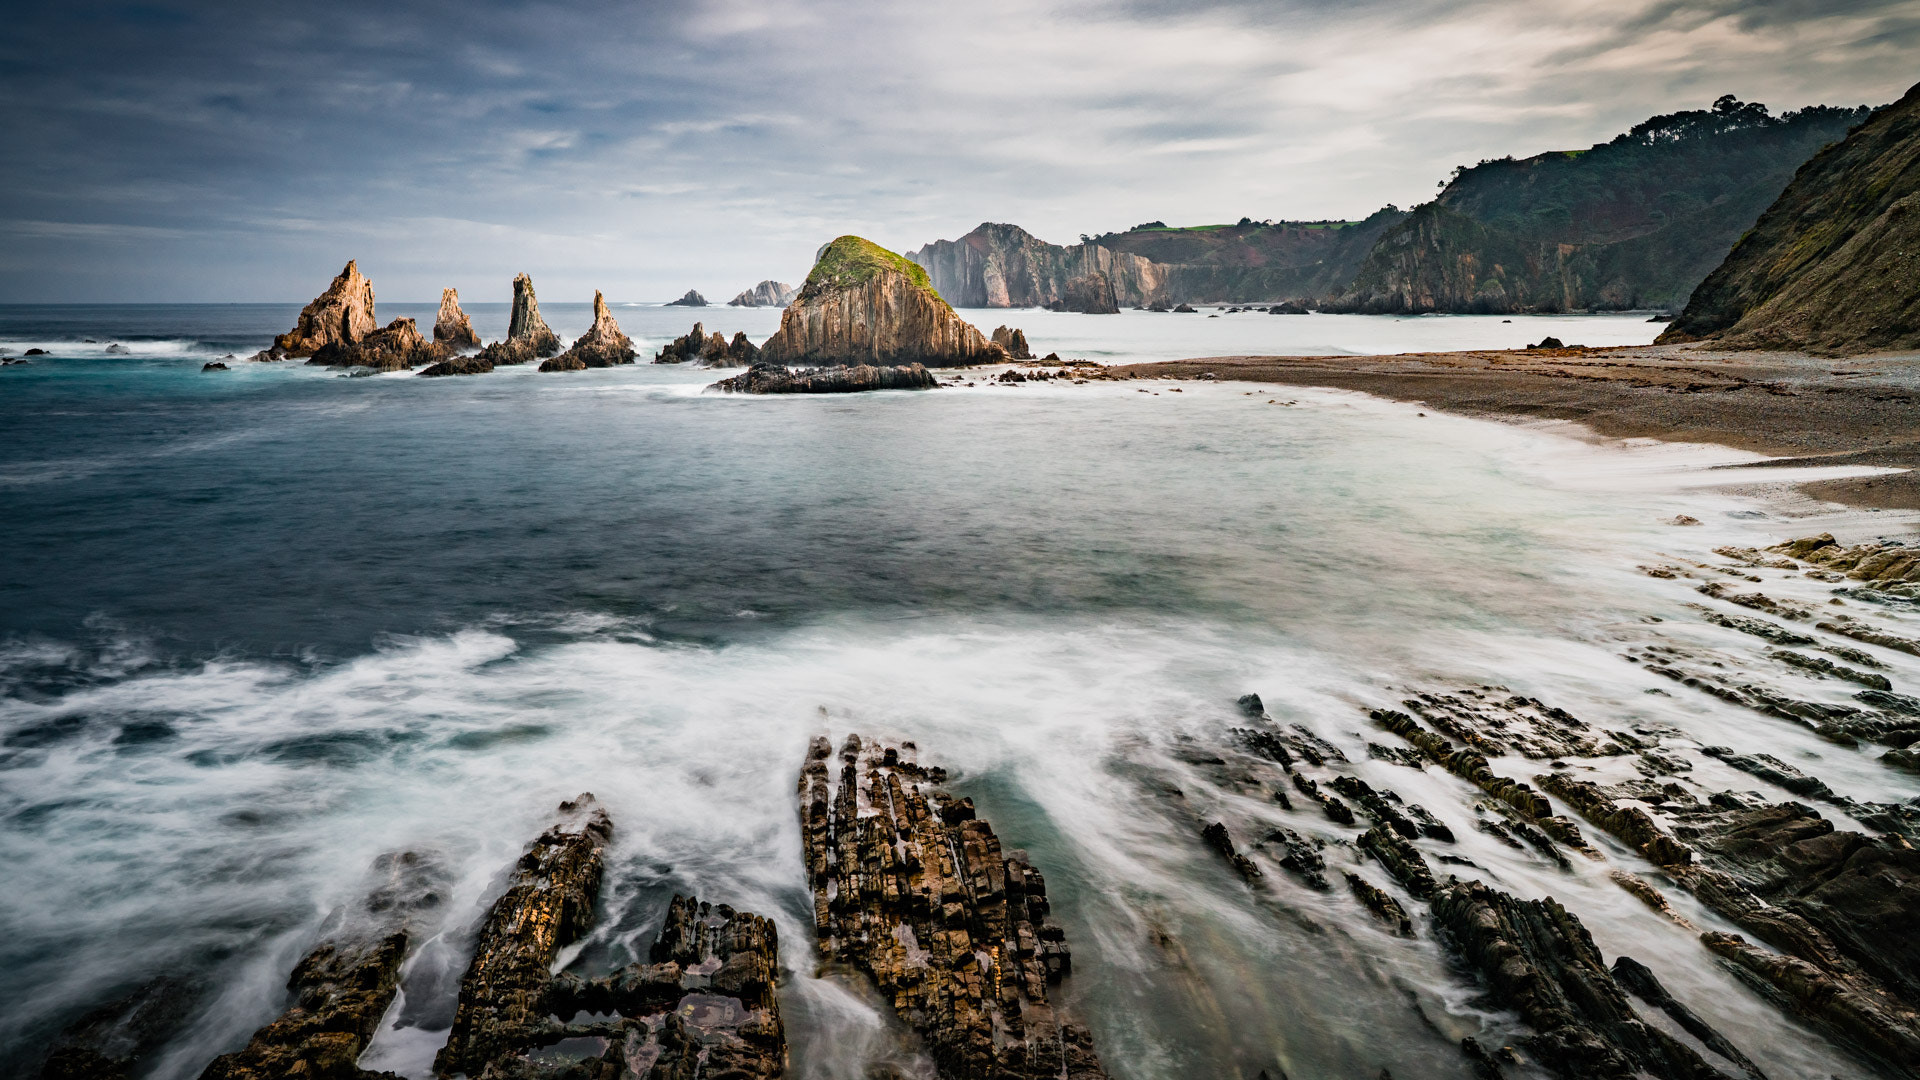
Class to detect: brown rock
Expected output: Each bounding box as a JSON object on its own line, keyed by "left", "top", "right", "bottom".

{"left": 654, "top": 322, "right": 761, "bottom": 366}
{"left": 432, "top": 288, "right": 479, "bottom": 348}
{"left": 501, "top": 273, "right": 561, "bottom": 358}
{"left": 539, "top": 291, "right": 634, "bottom": 371}
{"left": 991, "top": 325, "right": 1033, "bottom": 359}
{"left": 308, "top": 317, "right": 449, "bottom": 371}
{"left": 269, "top": 261, "right": 379, "bottom": 359}
{"left": 760, "top": 236, "right": 1000, "bottom": 368}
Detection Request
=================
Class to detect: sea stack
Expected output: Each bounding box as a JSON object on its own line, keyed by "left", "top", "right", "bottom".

{"left": 506, "top": 273, "right": 560, "bottom": 355}
{"left": 760, "top": 235, "right": 1000, "bottom": 367}
{"left": 433, "top": 288, "right": 480, "bottom": 348}
{"left": 259, "top": 260, "right": 378, "bottom": 359}
{"left": 728, "top": 280, "right": 798, "bottom": 307}
{"left": 1660, "top": 80, "right": 1920, "bottom": 354}
{"left": 992, "top": 325, "right": 1033, "bottom": 359}
{"left": 667, "top": 289, "right": 709, "bottom": 307}
{"left": 539, "top": 291, "right": 635, "bottom": 371}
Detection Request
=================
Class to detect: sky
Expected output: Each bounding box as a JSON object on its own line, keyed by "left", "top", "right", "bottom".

{"left": 1, "top": 0, "right": 1916, "bottom": 303}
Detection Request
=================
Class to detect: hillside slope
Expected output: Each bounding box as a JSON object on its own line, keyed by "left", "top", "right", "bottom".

{"left": 1325, "top": 97, "right": 1870, "bottom": 314}
{"left": 1659, "top": 81, "right": 1920, "bottom": 354}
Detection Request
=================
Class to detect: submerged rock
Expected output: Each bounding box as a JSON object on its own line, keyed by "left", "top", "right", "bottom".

{"left": 798, "top": 734, "right": 1108, "bottom": 1079}
{"left": 654, "top": 322, "right": 760, "bottom": 366}
{"left": 418, "top": 355, "right": 494, "bottom": 377}
{"left": 991, "top": 325, "right": 1033, "bottom": 359}
{"left": 201, "top": 362, "right": 228, "bottom": 371}
{"left": 432, "top": 288, "right": 479, "bottom": 348}
{"left": 666, "top": 289, "right": 708, "bottom": 307}
{"left": 307, "top": 317, "right": 449, "bottom": 372}
{"left": 40, "top": 978, "right": 203, "bottom": 1080}
{"left": 267, "top": 260, "right": 379, "bottom": 359}
{"left": 760, "top": 236, "right": 1000, "bottom": 368}
{"left": 539, "top": 291, "right": 634, "bottom": 371}
{"left": 710, "top": 361, "right": 937, "bottom": 394}
{"left": 728, "top": 281, "right": 797, "bottom": 307}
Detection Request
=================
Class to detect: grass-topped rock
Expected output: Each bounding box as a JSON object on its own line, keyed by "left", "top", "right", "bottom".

{"left": 762, "top": 235, "right": 999, "bottom": 367}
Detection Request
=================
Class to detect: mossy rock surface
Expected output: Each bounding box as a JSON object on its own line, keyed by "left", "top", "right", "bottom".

{"left": 805, "top": 235, "right": 944, "bottom": 304}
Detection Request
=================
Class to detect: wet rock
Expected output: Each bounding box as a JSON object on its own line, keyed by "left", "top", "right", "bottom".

{"left": 1291, "top": 773, "right": 1357, "bottom": 824}
{"left": 1202, "top": 821, "right": 1262, "bottom": 883}
{"left": 467, "top": 272, "right": 564, "bottom": 367}
{"left": 418, "top": 355, "right": 495, "bottom": 377}
{"left": 202, "top": 362, "right": 228, "bottom": 371}
{"left": 104, "top": 343, "right": 130, "bottom": 354}
{"left": 1698, "top": 746, "right": 1840, "bottom": 802}
{"left": 308, "top": 317, "right": 450, "bottom": 372}
{"left": 1611, "top": 956, "right": 1768, "bottom": 1080}
{"left": 1702, "top": 932, "right": 1920, "bottom": 1073}
{"left": 269, "top": 260, "right": 379, "bottom": 359}
{"left": 653, "top": 322, "right": 760, "bottom": 367}
{"left": 1536, "top": 773, "right": 1692, "bottom": 867}
{"left": 1331, "top": 775, "right": 1430, "bottom": 840}
{"left": 435, "top": 795, "right": 612, "bottom": 1076}
{"left": 1766, "top": 649, "right": 1890, "bottom": 690}
{"left": 1431, "top": 879, "right": 1735, "bottom": 1080}
{"left": 666, "top": 289, "right": 708, "bottom": 307}
{"left": 540, "top": 291, "right": 635, "bottom": 371}
{"left": 1526, "top": 336, "right": 1565, "bottom": 349}
{"left": 1770, "top": 534, "right": 1920, "bottom": 584}
{"left": 1397, "top": 689, "right": 1625, "bottom": 760}
{"left": 991, "top": 326, "right": 1033, "bottom": 359}
{"left": 1267, "top": 302, "right": 1310, "bottom": 315}
{"left": 24, "top": 347, "right": 48, "bottom": 355}
{"left": 1260, "top": 826, "right": 1327, "bottom": 889}
{"left": 1696, "top": 581, "right": 1812, "bottom": 621}
{"left": 1344, "top": 873, "right": 1415, "bottom": 937}
{"left": 40, "top": 977, "right": 202, "bottom": 1080}
{"left": 1690, "top": 607, "right": 1814, "bottom": 645}
{"left": 199, "top": 850, "right": 446, "bottom": 1080}
{"left": 1370, "top": 709, "right": 1592, "bottom": 853}
{"left": 728, "top": 281, "right": 797, "bottom": 307}
{"left": 1235, "top": 693, "right": 1266, "bottom": 718}
{"left": 1817, "top": 615, "right": 1920, "bottom": 658}
{"left": 711, "top": 362, "right": 938, "bottom": 394}
{"left": 798, "top": 734, "right": 1108, "bottom": 1080}
{"left": 1172, "top": 303, "right": 1196, "bottom": 313}
{"left": 762, "top": 236, "right": 1000, "bottom": 367}
{"left": 1358, "top": 827, "right": 1436, "bottom": 900}
{"left": 432, "top": 288, "right": 480, "bottom": 348}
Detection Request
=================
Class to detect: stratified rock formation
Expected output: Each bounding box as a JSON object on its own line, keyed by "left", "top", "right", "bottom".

{"left": 653, "top": 322, "right": 760, "bottom": 366}
{"left": 666, "top": 290, "right": 708, "bottom": 307}
{"left": 909, "top": 223, "right": 1167, "bottom": 308}
{"left": 797, "top": 735, "right": 1107, "bottom": 1080}
{"left": 465, "top": 273, "right": 561, "bottom": 368}
{"left": 991, "top": 326, "right": 1032, "bottom": 359}
{"left": 198, "top": 851, "right": 445, "bottom": 1080}
{"left": 257, "top": 261, "right": 379, "bottom": 360}
{"left": 432, "top": 288, "right": 479, "bottom": 348}
{"left": 728, "top": 281, "right": 797, "bottom": 307}
{"left": 1325, "top": 97, "right": 1871, "bottom": 314}
{"left": 308, "top": 317, "right": 450, "bottom": 372}
{"left": 1054, "top": 272, "right": 1120, "bottom": 314}
{"left": 538, "top": 291, "right": 634, "bottom": 372}
{"left": 433, "top": 794, "right": 785, "bottom": 1079}
{"left": 1660, "top": 81, "right": 1920, "bottom": 353}
{"left": 711, "top": 362, "right": 937, "bottom": 394}
{"left": 760, "top": 236, "right": 999, "bottom": 368}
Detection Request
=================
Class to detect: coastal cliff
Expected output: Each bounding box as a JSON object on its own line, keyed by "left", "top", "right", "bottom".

{"left": 1660, "top": 81, "right": 1920, "bottom": 354}
{"left": 264, "top": 261, "right": 378, "bottom": 358}
{"left": 728, "top": 281, "right": 797, "bottom": 307}
{"left": 761, "top": 236, "right": 999, "bottom": 367}
{"left": 908, "top": 223, "right": 1167, "bottom": 309}
{"left": 1324, "top": 97, "right": 1871, "bottom": 314}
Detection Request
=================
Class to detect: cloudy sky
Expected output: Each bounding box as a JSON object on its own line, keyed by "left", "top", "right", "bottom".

{"left": 2, "top": 0, "right": 1916, "bottom": 302}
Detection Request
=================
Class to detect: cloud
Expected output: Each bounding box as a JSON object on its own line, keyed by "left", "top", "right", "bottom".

{"left": 0, "top": 0, "right": 1914, "bottom": 301}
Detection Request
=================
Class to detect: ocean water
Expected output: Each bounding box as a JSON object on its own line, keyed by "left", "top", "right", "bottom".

{"left": 0, "top": 304, "right": 1911, "bottom": 1080}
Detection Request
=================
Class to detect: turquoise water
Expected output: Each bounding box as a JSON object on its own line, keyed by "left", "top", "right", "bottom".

{"left": 0, "top": 305, "right": 1899, "bottom": 1079}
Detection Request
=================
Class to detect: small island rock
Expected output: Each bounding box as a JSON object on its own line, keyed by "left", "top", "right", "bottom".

{"left": 991, "top": 325, "right": 1033, "bottom": 359}
{"left": 711, "top": 361, "right": 938, "bottom": 394}
{"left": 433, "top": 287, "right": 480, "bottom": 348}
{"left": 761, "top": 235, "right": 999, "bottom": 368}
{"left": 727, "top": 281, "right": 798, "bottom": 307}
{"left": 539, "top": 291, "right": 634, "bottom": 371}
{"left": 654, "top": 322, "right": 760, "bottom": 366}
{"left": 666, "top": 289, "right": 709, "bottom": 307}
{"left": 266, "top": 260, "right": 379, "bottom": 359}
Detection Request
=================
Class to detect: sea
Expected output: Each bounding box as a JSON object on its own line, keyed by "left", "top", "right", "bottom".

{"left": 0, "top": 302, "right": 1911, "bottom": 1079}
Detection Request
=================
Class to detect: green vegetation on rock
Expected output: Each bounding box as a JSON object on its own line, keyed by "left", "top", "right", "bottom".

{"left": 805, "top": 235, "right": 940, "bottom": 299}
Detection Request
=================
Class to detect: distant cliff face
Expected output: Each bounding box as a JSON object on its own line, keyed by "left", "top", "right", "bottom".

{"left": 762, "top": 236, "right": 998, "bottom": 367}
{"left": 1325, "top": 98, "right": 1871, "bottom": 315}
{"left": 908, "top": 223, "right": 1169, "bottom": 309}
{"left": 1660, "top": 82, "right": 1920, "bottom": 354}
{"left": 729, "top": 281, "right": 798, "bottom": 307}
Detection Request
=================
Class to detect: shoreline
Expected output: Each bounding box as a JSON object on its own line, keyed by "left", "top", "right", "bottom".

{"left": 1111, "top": 343, "right": 1920, "bottom": 513}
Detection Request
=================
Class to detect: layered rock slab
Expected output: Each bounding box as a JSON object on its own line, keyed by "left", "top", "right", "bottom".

{"left": 798, "top": 734, "right": 1107, "bottom": 1080}
{"left": 711, "top": 362, "right": 936, "bottom": 395}
{"left": 761, "top": 236, "right": 1000, "bottom": 368}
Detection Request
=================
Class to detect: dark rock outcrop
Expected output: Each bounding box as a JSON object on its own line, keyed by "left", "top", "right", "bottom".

{"left": 40, "top": 978, "right": 202, "bottom": 1080}
{"left": 418, "top": 355, "right": 494, "bottom": 377}
{"left": 201, "top": 362, "right": 228, "bottom": 371}
{"left": 710, "top": 362, "right": 937, "bottom": 394}
{"left": 1050, "top": 273, "right": 1120, "bottom": 314}
{"left": 258, "top": 261, "right": 379, "bottom": 360}
{"left": 666, "top": 290, "right": 708, "bottom": 307}
{"left": 1660, "top": 81, "right": 1920, "bottom": 353}
{"left": 538, "top": 291, "right": 634, "bottom": 371}
{"left": 991, "top": 325, "right": 1032, "bottom": 359}
{"left": 653, "top": 322, "right": 760, "bottom": 366}
{"left": 760, "top": 236, "right": 1000, "bottom": 368}
{"left": 308, "top": 317, "right": 450, "bottom": 371}
{"left": 198, "top": 851, "right": 445, "bottom": 1080}
{"left": 728, "top": 281, "right": 797, "bottom": 307}
{"left": 908, "top": 223, "right": 1168, "bottom": 308}
{"left": 432, "top": 288, "right": 479, "bottom": 348}
{"left": 467, "top": 274, "right": 562, "bottom": 368}
{"left": 798, "top": 735, "right": 1108, "bottom": 1080}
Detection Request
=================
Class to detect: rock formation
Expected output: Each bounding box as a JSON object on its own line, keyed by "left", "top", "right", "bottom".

{"left": 760, "top": 236, "right": 1000, "bottom": 368}
{"left": 991, "top": 326, "right": 1032, "bottom": 359}
{"left": 710, "top": 362, "right": 937, "bottom": 394}
{"left": 908, "top": 223, "right": 1168, "bottom": 308}
{"left": 728, "top": 281, "right": 797, "bottom": 307}
{"left": 1053, "top": 272, "right": 1120, "bottom": 314}
{"left": 307, "top": 318, "right": 449, "bottom": 372}
{"left": 666, "top": 289, "right": 708, "bottom": 307}
{"left": 257, "top": 261, "right": 378, "bottom": 360}
{"left": 40, "top": 978, "right": 203, "bottom": 1080}
{"left": 798, "top": 735, "right": 1107, "bottom": 1079}
{"left": 463, "top": 273, "right": 561, "bottom": 368}
{"left": 198, "top": 851, "right": 445, "bottom": 1080}
{"left": 432, "top": 288, "right": 479, "bottom": 348}
{"left": 418, "top": 355, "right": 494, "bottom": 377}
{"left": 653, "top": 322, "right": 760, "bottom": 366}
{"left": 432, "top": 794, "right": 784, "bottom": 1080}
{"left": 1660, "top": 81, "right": 1920, "bottom": 353}
{"left": 538, "top": 291, "right": 634, "bottom": 371}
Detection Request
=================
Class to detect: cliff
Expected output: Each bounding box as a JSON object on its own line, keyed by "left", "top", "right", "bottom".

{"left": 728, "top": 281, "right": 797, "bottom": 307}
{"left": 908, "top": 223, "right": 1167, "bottom": 309}
{"left": 433, "top": 288, "right": 479, "bottom": 348}
{"left": 540, "top": 291, "right": 635, "bottom": 371}
{"left": 267, "top": 260, "right": 378, "bottom": 357}
{"left": 760, "top": 236, "right": 999, "bottom": 367}
{"left": 1326, "top": 96, "right": 1872, "bottom": 314}
{"left": 1659, "top": 81, "right": 1920, "bottom": 354}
